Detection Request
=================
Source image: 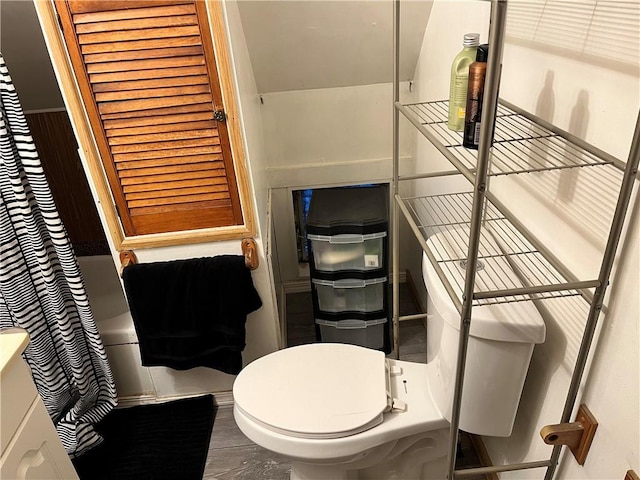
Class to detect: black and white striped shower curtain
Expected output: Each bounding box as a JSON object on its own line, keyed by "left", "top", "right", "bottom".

{"left": 0, "top": 54, "right": 117, "bottom": 457}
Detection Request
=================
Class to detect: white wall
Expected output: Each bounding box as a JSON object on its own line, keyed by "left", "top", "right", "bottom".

{"left": 408, "top": 0, "right": 492, "bottom": 305}
{"left": 224, "top": 0, "right": 284, "bottom": 347}
{"left": 488, "top": 7, "right": 640, "bottom": 478}
{"left": 224, "top": 0, "right": 269, "bottom": 244}
{"left": 236, "top": 0, "right": 432, "bottom": 93}
{"left": 258, "top": 82, "right": 419, "bottom": 283}
{"left": 262, "top": 83, "right": 409, "bottom": 173}
{"left": 410, "top": 1, "right": 639, "bottom": 477}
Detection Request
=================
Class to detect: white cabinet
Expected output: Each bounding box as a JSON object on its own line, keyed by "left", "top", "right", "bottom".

{"left": 0, "top": 332, "right": 79, "bottom": 480}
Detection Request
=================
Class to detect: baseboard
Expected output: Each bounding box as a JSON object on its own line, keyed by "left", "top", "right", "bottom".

{"left": 468, "top": 434, "right": 499, "bottom": 480}
{"left": 116, "top": 391, "right": 234, "bottom": 409}
{"left": 282, "top": 279, "right": 312, "bottom": 294}
{"left": 115, "top": 395, "right": 157, "bottom": 408}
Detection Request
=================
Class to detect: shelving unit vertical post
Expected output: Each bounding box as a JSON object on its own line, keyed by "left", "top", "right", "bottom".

{"left": 390, "top": 0, "right": 640, "bottom": 478}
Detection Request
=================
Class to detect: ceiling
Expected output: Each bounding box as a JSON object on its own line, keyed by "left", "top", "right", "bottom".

{"left": 237, "top": 1, "right": 432, "bottom": 93}
{"left": 0, "top": 0, "right": 65, "bottom": 111}
{"left": 0, "top": 0, "right": 432, "bottom": 110}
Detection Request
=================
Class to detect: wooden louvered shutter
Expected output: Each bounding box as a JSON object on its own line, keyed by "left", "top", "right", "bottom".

{"left": 55, "top": 0, "right": 244, "bottom": 237}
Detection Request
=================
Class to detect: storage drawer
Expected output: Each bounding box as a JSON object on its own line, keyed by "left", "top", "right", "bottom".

{"left": 316, "top": 318, "right": 387, "bottom": 350}
{"left": 308, "top": 232, "right": 386, "bottom": 272}
{"left": 313, "top": 277, "right": 386, "bottom": 313}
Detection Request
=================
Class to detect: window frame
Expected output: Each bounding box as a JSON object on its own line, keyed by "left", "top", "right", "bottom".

{"left": 35, "top": 0, "right": 256, "bottom": 250}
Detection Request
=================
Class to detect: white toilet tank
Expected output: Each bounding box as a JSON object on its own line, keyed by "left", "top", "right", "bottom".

{"left": 422, "top": 228, "right": 546, "bottom": 437}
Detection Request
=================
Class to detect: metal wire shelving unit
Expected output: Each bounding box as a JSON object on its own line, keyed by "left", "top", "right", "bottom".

{"left": 390, "top": 0, "right": 640, "bottom": 478}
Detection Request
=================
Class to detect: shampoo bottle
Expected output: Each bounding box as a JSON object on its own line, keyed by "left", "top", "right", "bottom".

{"left": 463, "top": 44, "right": 489, "bottom": 149}
{"left": 447, "top": 33, "right": 480, "bottom": 131}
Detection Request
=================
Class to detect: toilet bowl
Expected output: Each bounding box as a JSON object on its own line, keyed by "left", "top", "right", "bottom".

{"left": 234, "top": 343, "right": 450, "bottom": 479}
{"left": 233, "top": 227, "right": 546, "bottom": 479}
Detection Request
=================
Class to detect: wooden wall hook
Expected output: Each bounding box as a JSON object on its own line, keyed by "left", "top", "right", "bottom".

{"left": 540, "top": 404, "right": 598, "bottom": 466}
{"left": 119, "top": 250, "right": 138, "bottom": 276}
{"left": 241, "top": 238, "right": 259, "bottom": 270}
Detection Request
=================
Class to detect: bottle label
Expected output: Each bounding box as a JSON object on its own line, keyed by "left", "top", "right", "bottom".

{"left": 453, "top": 76, "right": 468, "bottom": 119}
{"left": 463, "top": 67, "right": 486, "bottom": 148}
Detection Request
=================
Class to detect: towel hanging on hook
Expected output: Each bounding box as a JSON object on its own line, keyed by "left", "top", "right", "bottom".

{"left": 120, "top": 254, "right": 262, "bottom": 374}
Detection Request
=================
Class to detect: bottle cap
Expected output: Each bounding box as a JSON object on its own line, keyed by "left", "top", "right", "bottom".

{"left": 463, "top": 33, "right": 480, "bottom": 48}
{"left": 476, "top": 44, "right": 489, "bottom": 62}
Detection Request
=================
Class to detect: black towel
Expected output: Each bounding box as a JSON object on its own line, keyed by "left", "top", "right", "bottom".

{"left": 122, "top": 255, "right": 262, "bottom": 375}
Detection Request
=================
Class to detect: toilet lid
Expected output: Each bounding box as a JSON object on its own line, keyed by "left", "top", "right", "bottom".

{"left": 233, "top": 343, "right": 388, "bottom": 439}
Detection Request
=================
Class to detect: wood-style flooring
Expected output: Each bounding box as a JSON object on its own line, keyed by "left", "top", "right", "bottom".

{"left": 203, "top": 406, "right": 291, "bottom": 479}
{"left": 202, "top": 285, "right": 488, "bottom": 479}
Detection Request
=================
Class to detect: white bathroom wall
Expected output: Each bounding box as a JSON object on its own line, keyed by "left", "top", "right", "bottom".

{"left": 224, "top": 0, "right": 270, "bottom": 245}
{"left": 487, "top": 8, "right": 640, "bottom": 479}
{"left": 408, "top": 0, "right": 492, "bottom": 306}
{"left": 410, "top": 0, "right": 639, "bottom": 477}
{"left": 33, "top": 1, "right": 281, "bottom": 401}
{"left": 261, "top": 82, "right": 419, "bottom": 283}
{"left": 224, "top": 0, "right": 283, "bottom": 344}
{"left": 261, "top": 83, "right": 410, "bottom": 176}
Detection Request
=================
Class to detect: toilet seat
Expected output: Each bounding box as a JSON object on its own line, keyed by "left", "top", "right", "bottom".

{"left": 233, "top": 343, "right": 393, "bottom": 439}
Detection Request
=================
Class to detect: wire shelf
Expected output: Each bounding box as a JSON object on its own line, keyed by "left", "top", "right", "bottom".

{"left": 403, "top": 100, "right": 614, "bottom": 175}
{"left": 403, "top": 191, "right": 592, "bottom": 306}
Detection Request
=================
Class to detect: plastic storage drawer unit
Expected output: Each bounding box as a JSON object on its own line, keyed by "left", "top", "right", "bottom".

{"left": 308, "top": 232, "right": 386, "bottom": 273}
{"left": 315, "top": 318, "right": 388, "bottom": 350}
{"left": 306, "top": 185, "right": 388, "bottom": 279}
{"left": 307, "top": 185, "right": 390, "bottom": 352}
{"left": 313, "top": 277, "right": 386, "bottom": 313}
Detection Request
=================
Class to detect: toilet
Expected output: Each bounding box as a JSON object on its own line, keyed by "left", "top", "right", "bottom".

{"left": 233, "top": 228, "right": 546, "bottom": 479}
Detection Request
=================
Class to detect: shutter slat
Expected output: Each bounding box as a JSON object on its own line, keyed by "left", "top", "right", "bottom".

{"left": 124, "top": 177, "right": 227, "bottom": 194}
{"left": 69, "top": 1, "right": 193, "bottom": 15}
{"left": 106, "top": 120, "right": 216, "bottom": 137}
{"left": 116, "top": 154, "right": 224, "bottom": 171}
{"left": 128, "top": 191, "right": 230, "bottom": 208}
{"left": 84, "top": 46, "right": 203, "bottom": 64}
{"left": 87, "top": 56, "right": 204, "bottom": 74}
{"left": 96, "top": 85, "right": 210, "bottom": 102}
{"left": 100, "top": 103, "right": 212, "bottom": 121}
{"left": 125, "top": 182, "right": 227, "bottom": 196}
{"left": 78, "top": 25, "right": 201, "bottom": 45}
{"left": 108, "top": 128, "right": 218, "bottom": 146}
{"left": 130, "top": 199, "right": 231, "bottom": 218}
{"left": 97, "top": 93, "right": 213, "bottom": 115}
{"left": 103, "top": 111, "right": 213, "bottom": 129}
{"left": 94, "top": 75, "right": 209, "bottom": 93}
{"left": 126, "top": 185, "right": 229, "bottom": 201}
{"left": 121, "top": 169, "right": 224, "bottom": 185}
{"left": 113, "top": 145, "right": 222, "bottom": 162}
{"left": 81, "top": 36, "right": 202, "bottom": 54}
{"left": 111, "top": 137, "right": 220, "bottom": 154}
{"left": 76, "top": 14, "right": 196, "bottom": 34}
{"left": 73, "top": 4, "right": 194, "bottom": 23}
{"left": 118, "top": 160, "right": 225, "bottom": 177}
{"left": 90, "top": 65, "right": 208, "bottom": 83}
